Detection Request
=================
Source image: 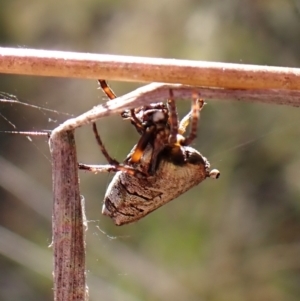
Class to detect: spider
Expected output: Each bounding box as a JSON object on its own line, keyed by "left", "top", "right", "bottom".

{"left": 79, "top": 80, "right": 220, "bottom": 225}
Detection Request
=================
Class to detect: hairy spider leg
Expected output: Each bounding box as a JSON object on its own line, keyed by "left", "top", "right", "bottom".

{"left": 98, "top": 79, "right": 147, "bottom": 163}
{"left": 146, "top": 89, "right": 180, "bottom": 174}
{"left": 82, "top": 79, "right": 155, "bottom": 175}
{"left": 121, "top": 110, "right": 144, "bottom": 133}
{"left": 78, "top": 163, "right": 139, "bottom": 174}
{"left": 78, "top": 123, "right": 146, "bottom": 177}
{"left": 98, "top": 79, "right": 117, "bottom": 98}
{"left": 166, "top": 89, "right": 203, "bottom": 146}
{"left": 148, "top": 91, "right": 204, "bottom": 174}
{"left": 127, "top": 125, "right": 156, "bottom": 164}
{"left": 178, "top": 97, "right": 204, "bottom": 136}
{"left": 147, "top": 128, "right": 170, "bottom": 175}
{"left": 180, "top": 94, "right": 204, "bottom": 146}
{"left": 166, "top": 89, "right": 179, "bottom": 145}
{"left": 178, "top": 95, "right": 220, "bottom": 180}
{"left": 98, "top": 79, "right": 143, "bottom": 131}
{"left": 98, "top": 79, "right": 151, "bottom": 165}
{"left": 91, "top": 123, "right": 118, "bottom": 166}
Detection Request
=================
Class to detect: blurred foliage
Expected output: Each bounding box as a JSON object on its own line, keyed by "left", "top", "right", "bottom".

{"left": 1, "top": 0, "right": 300, "bottom": 301}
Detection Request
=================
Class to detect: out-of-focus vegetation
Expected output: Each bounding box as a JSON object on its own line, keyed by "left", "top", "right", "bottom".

{"left": 1, "top": 1, "right": 300, "bottom": 300}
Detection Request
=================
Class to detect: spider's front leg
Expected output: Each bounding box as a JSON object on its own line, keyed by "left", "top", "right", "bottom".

{"left": 78, "top": 162, "right": 144, "bottom": 176}
{"left": 98, "top": 79, "right": 143, "bottom": 133}
{"left": 78, "top": 123, "right": 146, "bottom": 178}
{"left": 166, "top": 89, "right": 179, "bottom": 145}
{"left": 146, "top": 89, "right": 179, "bottom": 175}
{"left": 178, "top": 94, "right": 205, "bottom": 146}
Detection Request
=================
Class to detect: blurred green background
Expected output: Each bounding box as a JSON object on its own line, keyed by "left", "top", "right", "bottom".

{"left": 1, "top": 0, "right": 300, "bottom": 300}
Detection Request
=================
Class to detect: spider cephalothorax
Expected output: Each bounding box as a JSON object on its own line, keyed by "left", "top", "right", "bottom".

{"left": 79, "top": 80, "right": 220, "bottom": 225}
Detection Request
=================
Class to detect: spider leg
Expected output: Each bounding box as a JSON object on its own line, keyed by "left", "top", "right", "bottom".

{"left": 145, "top": 89, "right": 180, "bottom": 174}
{"left": 91, "top": 123, "right": 119, "bottom": 166}
{"left": 126, "top": 126, "right": 156, "bottom": 164}
{"left": 121, "top": 109, "right": 144, "bottom": 134}
{"left": 178, "top": 95, "right": 204, "bottom": 135}
{"left": 180, "top": 94, "right": 205, "bottom": 146}
{"left": 98, "top": 79, "right": 117, "bottom": 99}
{"left": 98, "top": 79, "right": 143, "bottom": 132}
{"left": 79, "top": 123, "right": 146, "bottom": 177}
{"left": 98, "top": 79, "right": 147, "bottom": 159}
{"left": 78, "top": 163, "right": 145, "bottom": 177}
{"left": 167, "top": 89, "right": 179, "bottom": 144}
{"left": 130, "top": 111, "right": 144, "bottom": 131}
{"left": 178, "top": 112, "right": 191, "bottom": 135}
{"left": 148, "top": 130, "right": 168, "bottom": 175}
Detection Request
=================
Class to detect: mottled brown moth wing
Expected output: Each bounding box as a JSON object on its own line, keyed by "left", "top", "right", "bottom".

{"left": 102, "top": 144, "right": 218, "bottom": 226}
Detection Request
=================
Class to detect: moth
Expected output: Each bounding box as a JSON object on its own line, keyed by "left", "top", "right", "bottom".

{"left": 79, "top": 81, "right": 220, "bottom": 225}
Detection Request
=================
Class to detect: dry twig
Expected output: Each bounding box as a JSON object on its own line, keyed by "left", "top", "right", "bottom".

{"left": 49, "top": 131, "right": 87, "bottom": 301}
{"left": 1, "top": 47, "right": 300, "bottom": 91}
{"left": 2, "top": 47, "right": 300, "bottom": 301}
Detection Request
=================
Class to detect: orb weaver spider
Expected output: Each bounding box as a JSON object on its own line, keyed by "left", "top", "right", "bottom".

{"left": 79, "top": 80, "right": 220, "bottom": 225}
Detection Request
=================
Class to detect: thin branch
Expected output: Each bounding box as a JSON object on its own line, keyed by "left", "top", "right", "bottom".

{"left": 1, "top": 47, "right": 300, "bottom": 91}
{"left": 50, "top": 83, "right": 300, "bottom": 136}
{"left": 49, "top": 130, "right": 87, "bottom": 301}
